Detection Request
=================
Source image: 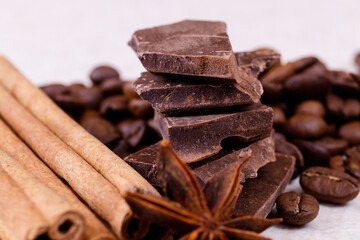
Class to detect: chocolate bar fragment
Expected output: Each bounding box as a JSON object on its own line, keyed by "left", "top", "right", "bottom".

{"left": 234, "top": 153, "right": 295, "bottom": 218}
{"left": 133, "top": 72, "right": 260, "bottom": 114}
{"left": 191, "top": 131, "right": 275, "bottom": 186}
{"left": 129, "top": 20, "right": 240, "bottom": 80}
{"left": 156, "top": 104, "right": 273, "bottom": 162}
{"left": 235, "top": 48, "right": 281, "bottom": 77}
{"left": 124, "top": 133, "right": 275, "bottom": 187}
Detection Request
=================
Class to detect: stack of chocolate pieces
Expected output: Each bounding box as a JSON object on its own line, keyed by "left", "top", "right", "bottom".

{"left": 125, "top": 20, "right": 295, "bottom": 217}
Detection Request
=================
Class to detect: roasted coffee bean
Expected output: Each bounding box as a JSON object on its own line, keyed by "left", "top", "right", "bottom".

{"left": 293, "top": 139, "right": 330, "bottom": 167}
{"left": 52, "top": 93, "right": 86, "bottom": 113}
{"left": 313, "top": 137, "right": 348, "bottom": 156}
{"left": 346, "top": 159, "right": 360, "bottom": 179}
{"left": 99, "top": 77, "right": 123, "bottom": 96}
{"left": 261, "top": 62, "right": 296, "bottom": 84}
{"left": 112, "top": 139, "right": 130, "bottom": 158}
{"left": 294, "top": 100, "right": 326, "bottom": 118}
{"left": 122, "top": 81, "right": 140, "bottom": 100}
{"left": 326, "top": 93, "right": 343, "bottom": 117}
{"left": 79, "top": 110, "right": 121, "bottom": 147}
{"left": 117, "top": 119, "right": 146, "bottom": 149}
{"left": 90, "top": 66, "right": 120, "bottom": 85}
{"left": 285, "top": 114, "right": 327, "bottom": 139}
{"left": 100, "top": 95, "right": 129, "bottom": 117}
{"left": 41, "top": 84, "right": 68, "bottom": 99}
{"left": 274, "top": 134, "right": 304, "bottom": 171}
{"left": 283, "top": 62, "right": 329, "bottom": 100}
{"left": 343, "top": 98, "right": 360, "bottom": 119}
{"left": 272, "top": 106, "right": 286, "bottom": 126}
{"left": 68, "top": 83, "right": 86, "bottom": 91}
{"left": 346, "top": 146, "right": 360, "bottom": 160}
{"left": 300, "top": 166, "right": 359, "bottom": 204}
{"left": 328, "top": 70, "right": 360, "bottom": 97}
{"left": 293, "top": 57, "right": 318, "bottom": 72}
{"left": 338, "top": 121, "right": 360, "bottom": 145}
{"left": 70, "top": 86, "right": 103, "bottom": 108}
{"left": 261, "top": 82, "right": 283, "bottom": 104}
{"left": 276, "top": 191, "right": 319, "bottom": 226}
{"left": 129, "top": 99, "right": 153, "bottom": 119}
{"left": 329, "top": 155, "right": 345, "bottom": 171}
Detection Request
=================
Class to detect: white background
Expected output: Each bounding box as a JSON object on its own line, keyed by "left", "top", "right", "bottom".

{"left": 1, "top": 0, "right": 360, "bottom": 239}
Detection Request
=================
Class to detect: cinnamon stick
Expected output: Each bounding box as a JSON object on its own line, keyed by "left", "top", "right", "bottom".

{"left": 0, "top": 165, "right": 49, "bottom": 240}
{"left": 0, "top": 119, "right": 116, "bottom": 240}
{"left": 0, "top": 85, "right": 133, "bottom": 239}
{"left": 0, "top": 56, "right": 158, "bottom": 196}
{"left": 0, "top": 149, "right": 86, "bottom": 240}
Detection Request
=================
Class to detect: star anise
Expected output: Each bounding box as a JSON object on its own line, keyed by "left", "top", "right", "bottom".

{"left": 124, "top": 140, "right": 281, "bottom": 240}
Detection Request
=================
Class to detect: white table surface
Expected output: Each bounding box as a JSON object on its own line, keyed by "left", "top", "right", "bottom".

{"left": 1, "top": 0, "right": 359, "bottom": 239}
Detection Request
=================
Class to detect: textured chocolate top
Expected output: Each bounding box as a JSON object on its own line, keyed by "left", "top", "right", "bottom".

{"left": 156, "top": 104, "right": 273, "bottom": 162}
{"left": 129, "top": 20, "right": 240, "bottom": 80}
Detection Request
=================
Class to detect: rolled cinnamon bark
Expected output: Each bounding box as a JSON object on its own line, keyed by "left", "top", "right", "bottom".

{"left": 0, "top": 149, "right": 86, "bottom": 240}
{"left": 0, "top": 119, "right": 116, "bottom": 240}
{"left": 0, "top": 165, "right": 49, "bottom": 240}
{"left": 0, "top": 56, "right": 158, "bottom": 196}
{"left": 0, "top": 85, "right": 132, "bottom": 239}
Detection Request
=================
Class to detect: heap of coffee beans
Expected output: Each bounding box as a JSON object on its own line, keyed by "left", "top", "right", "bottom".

{"left": 260, "top": 55, "right": 360, "bottom": 225}
{"left": 41, "top": 66, "right": 162, "bottom": 158}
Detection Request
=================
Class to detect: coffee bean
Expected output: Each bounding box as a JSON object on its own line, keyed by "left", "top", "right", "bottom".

{"left": 313, "top": 137, "right": 348, "bottom": 156}
{"left": 293, "top": 139, "right": 330, "bottom": 167}
{"left": 300, "top": 166, "right": 359, "bottom": 204}
{"left": 68, "top": 83, "right": 86, "bottom": 91}
{"left": 272, "top": 106, "right": 286, "bottom": 126}
{"left": 261, "top": 82, "right": 283, "bottom": 104}
{"left": 329, "top": 155, "right": 345, "bottom": 171}
{"left": 79, "top": 110, "right": 121, "bottom": 147}
{"left": 328, "top": 70, "right": 360, "bottom": 97}
{"left": 261, "top": 62, "right": 296, "bottom": 84}
{"left": 283, "top": 62, "right": 329, "bottom": 100}
{"left": 52, "top": 93, "right": 86, "bottom": 113}
{"left": 112, "top": 139, "right": 130, "bottom": 158}
{"left": 99, "top": 77, "right": 123, "bottom": 96}
{"left": 122, "top": 81, "right": 140, "bottom": 100}
{"left": 129, "top": 99, "right": 153, "bottom": 119}
{"left": 274, "top": 134, "right": 304, "bottom": 170}
{"left": 338, "top": 121, "right": 360, "bottom": 145}
{"left": 346, "top": 159, "right": 360, "bottom": 179}
{"left": 285, "top": 114, "right": 327, "bottom": 139}
{"left": 41, "top": 84, "right": 68, "bottom": 99}
{"left": 100, "top": 95, "right": 129, "bottom": 117}
{"left": 90, "top": 66, "right": 120, "bottom": 85}
{"left": 70, "top": 86, "right": 103, "bottom": 108}
{"left": 117, "top": 119, "right": 146, "bottom": 149}
{"left": 346, "top": 146, "right": 360, "bottom": 160}
{"left": 326, "top": 93, "right": 343, "bottom": 117}
{"left": 343, "top": 98, "right": 360, "bottom": 120}
{"left": 294, "top": 100, "right": 326, "bottom": 118}
{"left": 276, "top": 191, "right": 319, "bottom": 226}
{"left": 293, "top": 57, "right": 318, "bottom": 72}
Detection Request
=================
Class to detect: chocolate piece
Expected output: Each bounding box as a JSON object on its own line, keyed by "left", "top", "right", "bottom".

{"left": 156, "top": 104, "right": 273, "bottom": 162}
{"left": 129, "top": 20, "right": 240, "bottom": 80}
{"left": 124, "top": 133, "right": 275, "bottom": 187}
{"left": 191, "top": 132, "right": 276, "bottom": 186}
{"left": 234, "top": 153, "right": 295, "bottom": 217}
{"left": 133, "top": 72, "right": 260, "bottom": 114}
{"left": 235, "top": 48, "right": 281, "bottom": 77}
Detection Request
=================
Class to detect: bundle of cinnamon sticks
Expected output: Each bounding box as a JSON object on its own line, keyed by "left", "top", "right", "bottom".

{"left": 0, "top": 56, "right": 159, "bottom": 240}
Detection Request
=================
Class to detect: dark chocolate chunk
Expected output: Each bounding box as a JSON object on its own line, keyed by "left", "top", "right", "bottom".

{"left": 156, "top": 104, "right": 273, "bottom": 162}
{"left": 133, "top": 72, "right": 260, "bottom": 114}
{"left": 234, "top": 153, "right": 295, "bottom": 217}
{"left": 191, "top": 132, "right": 276, "bottom": 186}
{"left": 235, "top": 48, "right": 281, "bottom": 77}
{"left": 129, "top": 20, "right": 240, "bottom": 80}
{"left": 124, "top": 133, "right": 275, "bottom": 187}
